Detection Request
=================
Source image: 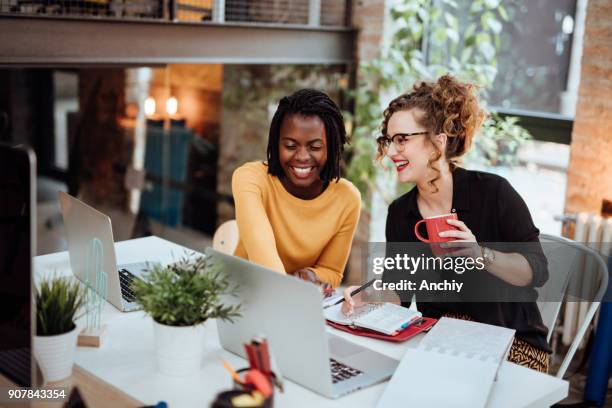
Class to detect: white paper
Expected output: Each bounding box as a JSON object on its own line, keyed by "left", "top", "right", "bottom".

{"left": 420, "top": 317, "right": 515, "bottom": 362}
{"left": 377, "top": 348, "right": 498, "bottom": 408}
{"left": 377, "top": 318, "right": 516, "bottom": 408}
{"left": 321, "top": 292, "right": 344, "bottom": 309}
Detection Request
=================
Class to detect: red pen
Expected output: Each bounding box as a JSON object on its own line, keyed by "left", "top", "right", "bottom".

{"left": 254, "top": 338, "right": 271, "bottom": 376}
{"left": 245, "top": 343, "right": 258, "bottom": 369}
{"left": 252, "top": 340, "right": 264, "bottom": 371}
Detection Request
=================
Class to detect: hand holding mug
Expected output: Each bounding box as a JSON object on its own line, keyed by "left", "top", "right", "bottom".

{"left": 414, "top": 213, "right": 460, "bottom": 244}
{"left": 439, "top": 219, "right": 481, "bottom": 260}
{"left": 414, "top": 213, "right": 461, "bottom": 256}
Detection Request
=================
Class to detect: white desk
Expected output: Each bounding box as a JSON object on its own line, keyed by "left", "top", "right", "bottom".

{"left": 35, "top": 236, "right": 568, "bottom": 408}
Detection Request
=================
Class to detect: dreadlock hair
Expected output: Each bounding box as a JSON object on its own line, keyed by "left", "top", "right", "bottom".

{"left": 266, "top": 89, "right": 348, "bottom": 182}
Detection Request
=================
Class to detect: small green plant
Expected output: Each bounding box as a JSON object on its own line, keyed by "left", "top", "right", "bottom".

{"left": 36, "top": 277, "right": 84, "bottom": 336}
{"left": 132, "top": 254, "right": 241, "bottom": 327}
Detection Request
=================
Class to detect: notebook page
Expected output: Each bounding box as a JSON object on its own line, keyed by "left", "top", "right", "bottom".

{"left": 322, "top": 292, "right": 343, "bottom": 308}
{"left": 354, "top": 303, "right": 422, "bottom": 335}
{"left": 323, "top": 303, "right": 381, "bottom": 326}
{"left": 419, "top": 317, "right": 515, "bottom": 363}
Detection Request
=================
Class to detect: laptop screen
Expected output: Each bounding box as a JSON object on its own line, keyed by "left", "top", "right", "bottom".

{"left": 0, "top": 143, "right": 35, "bottom": 387}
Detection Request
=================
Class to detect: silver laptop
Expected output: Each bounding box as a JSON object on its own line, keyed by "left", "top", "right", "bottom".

{"left": 206, "top": 248, "right": 399, "bottom": 399}
{"left": 58, "top": 191, "right": 149, "bottom": 312}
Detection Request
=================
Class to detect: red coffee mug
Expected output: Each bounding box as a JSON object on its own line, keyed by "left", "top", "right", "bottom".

{"left": 414, "top": 213, "right": 459, "bottom": 243}
{"left": 414, "top": 213, "right": 460, "bottom": 256}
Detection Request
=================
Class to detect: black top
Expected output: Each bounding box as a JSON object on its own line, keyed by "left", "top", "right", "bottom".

{"left": 385, "top": 167, "right": 550, "bottom": 352}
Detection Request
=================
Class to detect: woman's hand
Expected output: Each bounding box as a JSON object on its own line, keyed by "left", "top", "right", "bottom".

{"left": 291, "top": 268, "right": 321, "bottom": 284}
{"left": 439, "top": 219, "right": 477, "bottom": 242}
{"left": 440, "top": 220, "right": 535, "bottom": 286}
{"left": 290, "top": 268, "right": 333, "bottom": 295}
{"left": 341, "top": 285, "right": 366, "bottom": 316}
{"left": 439, "top": 219, "right": 481, "bottom": 260}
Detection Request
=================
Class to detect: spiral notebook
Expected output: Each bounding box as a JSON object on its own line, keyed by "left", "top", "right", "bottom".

{"left": 377, "top": 317, "right": 515, "bottom": 408}
{"left": 324, "top": 302, "right": 422, "bottom": 335}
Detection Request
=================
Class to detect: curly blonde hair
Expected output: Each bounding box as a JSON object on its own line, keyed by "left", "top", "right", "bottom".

{"left": 377, "top": 74, "right": 487, "bottom": 192}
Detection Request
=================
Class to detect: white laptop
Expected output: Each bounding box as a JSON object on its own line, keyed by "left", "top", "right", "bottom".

{"left": 58, "top": 191, "right": 149, "bottom": 312}
{"left": 206, "top": 248, "right": 399, "bottom": 399}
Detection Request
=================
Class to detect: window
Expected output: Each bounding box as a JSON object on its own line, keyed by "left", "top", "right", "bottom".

{"left": 489, "top": 0, "right": 578, "bottom": 116}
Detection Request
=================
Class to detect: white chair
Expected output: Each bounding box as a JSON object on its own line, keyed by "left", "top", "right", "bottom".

{"left": 537, "top": 234, "right": 609, "bottom": 378}
{"left": 212, "top": 220, "right": 239, "bottom": 255}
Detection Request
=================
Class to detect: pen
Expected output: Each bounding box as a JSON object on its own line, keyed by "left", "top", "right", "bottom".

{"left": 221, "top": 358, "right": 243, "bottom": 384}
{"left": 323, "top": 278, "right": 376, "bottom": 309}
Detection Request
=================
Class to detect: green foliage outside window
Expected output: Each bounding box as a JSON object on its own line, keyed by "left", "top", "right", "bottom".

{"left": 345, "top": 0, "right": 532, "bottom": 202}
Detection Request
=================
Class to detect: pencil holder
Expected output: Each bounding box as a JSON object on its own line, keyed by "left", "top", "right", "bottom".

{"left": 211, "top": 390, "right": 267, "bottom": 408}
{"left": 232, "top": 367, "right": 274, "bottom": 408}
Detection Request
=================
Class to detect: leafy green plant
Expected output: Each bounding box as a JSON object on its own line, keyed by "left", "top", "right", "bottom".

{"left": 36, "top": 277, "right": 84, "bottom": 336}
{"left": 345, "top": 0, "right": 532, "bottom": 203}
{"left": 132, "top": 254, "right": 241, "bottom": 327}
{"left": 466, "top": 112, "right": 532, "bottom": 166}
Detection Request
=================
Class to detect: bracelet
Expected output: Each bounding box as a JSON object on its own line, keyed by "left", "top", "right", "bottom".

{"left": 481, "top": 246, "right": 495, "bottom": 265}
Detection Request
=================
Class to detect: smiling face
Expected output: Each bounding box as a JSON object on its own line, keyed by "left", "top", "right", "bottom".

{"left": 278, "top": 114, "right": 328, "bottom": 196}
{"left": 386, "top": 109, "right": 441, "bottom": 184}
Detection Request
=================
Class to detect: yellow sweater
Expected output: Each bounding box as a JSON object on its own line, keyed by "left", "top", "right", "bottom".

{"left": 231, "top": 161, "right": 361, "bottom": 288}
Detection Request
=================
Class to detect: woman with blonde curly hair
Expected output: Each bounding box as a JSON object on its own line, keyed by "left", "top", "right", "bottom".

{"left": 343, "top": 74, "right": 551, "bottom": 372}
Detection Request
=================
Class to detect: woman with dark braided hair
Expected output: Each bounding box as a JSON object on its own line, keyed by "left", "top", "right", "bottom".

{"left": 342, "top": 75, "right": 551, "bottom": 373}
{"left": 232, "top": 89, "right": 360, "bottom": 288}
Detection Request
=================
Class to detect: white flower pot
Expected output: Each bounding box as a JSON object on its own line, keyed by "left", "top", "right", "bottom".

{"left": 33, "top": 325, "right": 79, "bottom": 383}
{"left": 153, "top": 320, "right": 206, "bottom": 376}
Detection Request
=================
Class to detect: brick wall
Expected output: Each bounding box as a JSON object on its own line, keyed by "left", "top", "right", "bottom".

{"left": 77, "top": 69, "right": 128, "bottom": 208}
{"left": 565, "top": 0, "right": 612, "bottom": 215}
{"left": 352, "top": 0, "right": 386, "bottom": 60}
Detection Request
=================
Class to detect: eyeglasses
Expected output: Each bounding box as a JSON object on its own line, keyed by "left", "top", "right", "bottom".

{"left": 376, "top": 131, "right": 428, "bottom": 151}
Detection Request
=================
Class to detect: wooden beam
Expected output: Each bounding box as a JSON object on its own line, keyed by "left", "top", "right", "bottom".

{"left": 0, "top": 16, "right": 356, "bottom": 66}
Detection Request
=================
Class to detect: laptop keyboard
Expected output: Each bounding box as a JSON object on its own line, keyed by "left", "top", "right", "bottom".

{"left": 330, "top": 358, "right": 363, "bottom": 384}
{"left": 119, "top": 269, "right": 140, "bottom": 303}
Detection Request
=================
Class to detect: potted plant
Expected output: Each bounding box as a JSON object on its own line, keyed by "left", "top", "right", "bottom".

{"left": 34, "top": 276, "right": 84, "bottom": 383}
{"left": 132, "top": 254, "right": 241, "bottom": 377}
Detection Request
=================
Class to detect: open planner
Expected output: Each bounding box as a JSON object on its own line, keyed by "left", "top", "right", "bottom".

{"left": 324, "top": 302, "right": 422, "bottom": 336}
{"left": 377, "top": 317, "right": 516, "bottom": 408}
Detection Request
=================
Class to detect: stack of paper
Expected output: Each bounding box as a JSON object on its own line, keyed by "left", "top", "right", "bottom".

{"left": 377, "top": 317, "right": 515, "bottom": 408}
